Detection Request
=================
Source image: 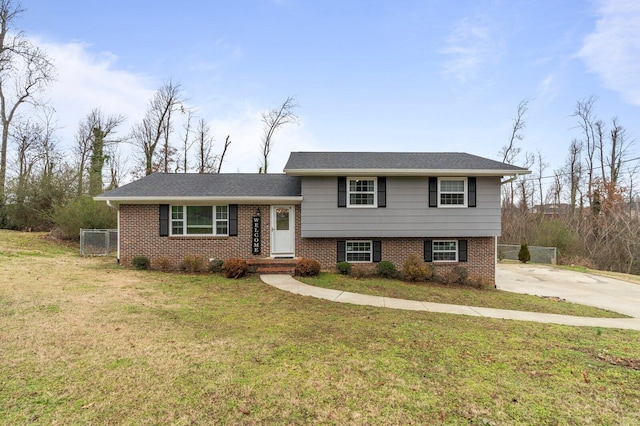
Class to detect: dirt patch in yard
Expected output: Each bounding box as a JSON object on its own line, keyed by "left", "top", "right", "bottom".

{"left": 594, "top": 353, "right": 640, "bottom": 370}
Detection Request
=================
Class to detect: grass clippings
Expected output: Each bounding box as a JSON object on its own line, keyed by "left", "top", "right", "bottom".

{"left": 1, "top": 230, "right": 639, "bottom": 424}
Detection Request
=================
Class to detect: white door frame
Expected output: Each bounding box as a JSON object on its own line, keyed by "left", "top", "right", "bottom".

{"left": 270, "top": 205, "right": 295, "bottom": 257}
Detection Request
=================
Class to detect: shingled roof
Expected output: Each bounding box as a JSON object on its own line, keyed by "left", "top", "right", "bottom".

{"left": 284, "top": 152, "right": 529, "bottom": 176}
{"left": 96, "top": 152, "right": 530, "bottom": 203}
{"left": 95, "top": 173, "right": 301, "bottom": 202}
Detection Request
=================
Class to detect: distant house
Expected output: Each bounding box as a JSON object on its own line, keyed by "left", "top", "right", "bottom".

{"left": 95, "top": 152, "right": 529, "bottom": 285}
{"left": 530, "top": 203, "right": 571, "bottom": 216}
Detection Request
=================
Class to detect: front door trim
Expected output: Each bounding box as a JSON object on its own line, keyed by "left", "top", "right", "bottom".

{"left": 270, "top": 205, "right": 295, "bottom": 257}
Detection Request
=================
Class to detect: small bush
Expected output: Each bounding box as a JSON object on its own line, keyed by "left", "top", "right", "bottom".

{"left": 180, "top": 255, "right": 208, "bottom": 273}
{"left": 518, "top": 244, "right": 531, "bottom": 263}
{"left": 132, "top": 256, "right": 150, "bottom": 270}
{"left": 222, "top": 258, "right": 248, "bottom": 279}
{"left": 350, "top": 264, "right": 369, "bottom": 279}
{"left": 295, "top": 258, "right": 321, "bottom": 277}
{"left": 208, "top": 259, "right": 224, "bottom": 273}
{"left": 336, "top": 261, "right": 352, "bottom": 275}
{"left": 51, "top": 196, "right": 117, "bottom": 240}
{"left": 154, "top": 257, "right": 173, "bottom": 272}
{"left": 441, "top": 266, "right": 468, "bottom": 285}
{"left": 453, "top": 265, "right": 469, "bottom": 283}
{"left": 375, "top": 260, "right": 397, "bottom": 278}
{"left": 402, "top": 254, "right": 432, "bottom": 281}
{"left": 468, "top": 275, "right": 495, "bottom": 289}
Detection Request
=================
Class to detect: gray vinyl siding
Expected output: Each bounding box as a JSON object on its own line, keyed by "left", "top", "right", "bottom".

{"left": 300, "top": 176, "right": 501, "bottom": 238}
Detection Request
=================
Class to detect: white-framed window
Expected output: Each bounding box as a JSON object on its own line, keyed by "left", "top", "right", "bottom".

{"left": 347, "top": 177, "right": 377, "bottom": 207}
{"left": 346, "top": 240, "right": 372, "bottom": 262}
{"left": 171, "top": 205, "right": 228, "bottom": 236}
{"left": 432, "top": 240, "right": 458, "bottom": 262}
{"left": 438, "top": 177, "right": 467, "bottom": 207}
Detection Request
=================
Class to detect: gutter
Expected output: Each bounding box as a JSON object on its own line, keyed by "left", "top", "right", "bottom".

{"left": 94, "top": 196, "right": 303, "bottom": 204}
{"left": 501, "top": 174, "right": 520, "bottom": 185}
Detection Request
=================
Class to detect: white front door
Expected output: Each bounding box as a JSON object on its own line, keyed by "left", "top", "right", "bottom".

{"left": 271, "top": 205, "right": 295, "bottom": 257}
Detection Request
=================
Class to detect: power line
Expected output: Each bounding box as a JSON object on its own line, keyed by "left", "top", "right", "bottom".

{"left": 513, "top": 156, "right": 640, "bottom": 182}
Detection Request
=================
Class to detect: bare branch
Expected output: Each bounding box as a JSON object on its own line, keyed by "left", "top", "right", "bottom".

{"left": 217, "top": 135, "right": 231, "bottom": 173}
{"left": 499, "top": 98, "right": 528, "bottom": 164}
{"left": 130, "top": 80, "right": 183, "bottom": 176}
{"left": 260, "top": 96, "right": 298, "bottom": 173}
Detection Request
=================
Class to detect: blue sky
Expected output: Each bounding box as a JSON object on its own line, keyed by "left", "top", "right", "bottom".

{"left": 18, "top": 0, "right": 640, "bottom": 184}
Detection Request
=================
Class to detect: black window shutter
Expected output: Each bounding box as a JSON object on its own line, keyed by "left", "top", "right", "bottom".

{"left": 429, "top": 177, "right": 438, "bottom": 208}
{"left": 337, "top": 177, "right": 347, "bottom": 207}
{"left": 373, "top": 240, "right": 382, "bottom": 262}
{"left": 458, "top": 239, "right": 468, "bottom": 262}
{"left": 337, "top": 240, "right": 346, "bottom": 262}
{"left": 468, "top": 177, "right": 476, "bottom": 208}
{"left": 228, "top": 204, "right": 238, "bottom": 236}
{"left": 159, "top": 204, "right": 169, "bottom": 237}
{"left": 424, "top": 240, "right": 433, "bottom": 262}
{"left": 377, "top": 177, "right": 386, "bottom": 208}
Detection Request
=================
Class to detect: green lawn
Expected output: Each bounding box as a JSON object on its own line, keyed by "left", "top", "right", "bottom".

{"left": 1, "top": 230, "right": 639, "bottom": 424}
{"left": 298, "top": 273, "right": 626, "bottom": 318}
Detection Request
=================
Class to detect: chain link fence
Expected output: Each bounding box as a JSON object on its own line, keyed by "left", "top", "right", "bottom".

{"left": 80, "top": 229, "right": 118, "bottom": 256}
{"left": 498, "top": 244, "right": 557, "bottom": 264}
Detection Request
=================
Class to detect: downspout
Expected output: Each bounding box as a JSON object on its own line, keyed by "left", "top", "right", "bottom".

{"left": 106, "top": 200, "right": 120, "bottom": 264}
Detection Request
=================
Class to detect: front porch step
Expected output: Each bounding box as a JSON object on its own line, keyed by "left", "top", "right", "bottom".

{"left": 248, "top": 258, "right": 297, "bottom": 275}
{"left": 255, "top": 266, "right": 296, "bottom": 275}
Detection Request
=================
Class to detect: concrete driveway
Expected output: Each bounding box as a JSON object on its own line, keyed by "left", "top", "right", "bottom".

{"left": 497, "top": 264, "right": 640, "bottom": 318}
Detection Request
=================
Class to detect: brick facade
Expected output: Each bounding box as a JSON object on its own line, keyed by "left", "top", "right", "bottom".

{"left": 119, "top": 203, "right": 495, "bottom": 285}
{"left": 297, "top": 236, "right": 495, "bottom": 285}
{"left": 119, "top": 204, "right": 275, "bottom": 268}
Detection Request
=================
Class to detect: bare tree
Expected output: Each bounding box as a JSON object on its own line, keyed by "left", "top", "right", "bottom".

{"left": 565, "top": 139, "right": 582, "bottom": 214}
{"left": 534, "top": 149, "right": 547, "bottom": 208}
{"left": 626, "top": 162, "right": 639, "bottom": 206}
{"left": 193, "top": 119, "right": 232, "bottom": 174}
{"left": 259, "top": 96, "right": 298, "bottom": 173}
{"left": 10, "top": 119, "right": 43, "bottom": 204}
{"left": 0, "top": 0, "right": 55, "bottom": 206}
{"left": 516, "top": 152, "right": 535, "bottom": 211}
{"left": 74, "top": 108, "right": 125, "bottom": 196}
{"left": 179, "top": 109, "right": 194, "bottom": 173}
{"left": 499, "top": 99, "right": 528, "bottom": 207}
{"left": 595, "top": 119, "right": 606, "bottom": 187}
{"left": 573, "top": 96, "right": 598, "bottom": 205}
{"left": 591, "top": 116, "right": 633, "bottom": 204}
{"left": 131, "top": 81, "right": 183, "bottom": 176}
{"left": 104, "top": 144, "right": 126, "bottom": 191}
{"left": 194, "top": 119, "right": 216, "bottom": 174}
{"left": 551, "top": 170, "right": 563, "bottom": 210}
{"left": 606, "top": 117, "right": 628, "bottom": 192}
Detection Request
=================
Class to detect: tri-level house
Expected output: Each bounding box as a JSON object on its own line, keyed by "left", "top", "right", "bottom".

{"left": 95, "top": 152, "right": 529, "bottom": 285}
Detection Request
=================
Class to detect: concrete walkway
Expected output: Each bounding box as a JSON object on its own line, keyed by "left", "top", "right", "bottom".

{"left": 259, "top": 274, "right": 640, "bottom": 331}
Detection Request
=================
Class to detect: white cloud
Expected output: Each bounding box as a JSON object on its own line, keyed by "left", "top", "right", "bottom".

{"left": 439, "top": 17, "right": 503, "bottom": 82}
{"left": 27, "top": 38, "right": 315, "bottom": 175}
{"left": 536, "top": 74, "right": 558, "bottom": 104}
{"left": 579, "top": 0, "right": 640, "bottom": 105}
{"left": 34, "top": 39, "right": 154, "bottom": 147}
